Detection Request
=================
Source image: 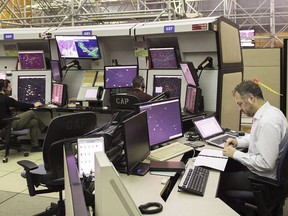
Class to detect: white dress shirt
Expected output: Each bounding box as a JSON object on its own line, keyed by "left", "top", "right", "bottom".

{"left": 233, "top": 102, "right": 288, "bottom": 179}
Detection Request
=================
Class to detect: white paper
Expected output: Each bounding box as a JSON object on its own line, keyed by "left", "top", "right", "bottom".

{"left": 194, "top": 149, "right": 228, "bottom": 171}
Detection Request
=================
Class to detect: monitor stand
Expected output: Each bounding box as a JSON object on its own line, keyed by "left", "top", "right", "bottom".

{"left": 130, "top": 163, "right": 150, "bottom": 176}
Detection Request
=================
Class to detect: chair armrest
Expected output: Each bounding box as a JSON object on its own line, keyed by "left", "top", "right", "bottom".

{"left": 17, "top": 160, "right": 38, "bottom": 171}
{"left": 248, "top": 175, "right": 280, "bottom": 187}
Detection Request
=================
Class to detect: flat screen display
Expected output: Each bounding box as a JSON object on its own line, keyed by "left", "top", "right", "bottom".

{"left": 153, "top": 75, "right": 182, "bottom": 98}
{"left": 180, "top": 62, "right": 199, "bottom": 86}
{"left": 18, "top": 50, "right": 46, "bottom": 70}
{"left": 149, "top": 47, "right": 178, "bottom": 69}
{"left": 52, "top": 83, "right": 65, "bottom": 106}
{"left": 138, "top": 98, "right": 183, "bottom": 147}
{"left": 123, "top": 111, "right": 150, "bottom": 175}
{"left": 185, "top": 85, "right": 200, "bottom": 114}
{"left": 50, "top": 60, "right": 62, "bottom": 83}
{"left": 55, "top": 35, "right": 101, "bottom": 59}
{"left": 18, "top": 75, "right": 46, "bottom": 104}
{"left": 104, "top": 65, "right": 138, "bottom": 89}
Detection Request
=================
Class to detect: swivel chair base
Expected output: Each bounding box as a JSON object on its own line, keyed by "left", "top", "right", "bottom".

{"left": 35, "top": 200, "right": 65, "bottom": 216}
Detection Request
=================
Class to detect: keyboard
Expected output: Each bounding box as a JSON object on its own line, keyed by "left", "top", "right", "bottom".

{"left": 148, "top": 142, "right": 193, "bottom": 161}
{"left": 178, "top": 165, "right": 209, "bottom": 196}
{"left": 210, "top": 134, "right": 233, "bottom": 145}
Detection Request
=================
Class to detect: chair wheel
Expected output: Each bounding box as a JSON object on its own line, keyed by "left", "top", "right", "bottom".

{"left": 3, "top": 157, "right": 8, "bottom": 163}
{"left": 24, "top": 152, "right": 29, "bottom": 157}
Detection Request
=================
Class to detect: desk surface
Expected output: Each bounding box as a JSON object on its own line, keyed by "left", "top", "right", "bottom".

{"left": 120, "top": 140, "right": 237, "bottom": 216}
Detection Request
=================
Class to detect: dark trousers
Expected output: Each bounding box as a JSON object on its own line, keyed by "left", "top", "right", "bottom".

{"left": 11, "top": 110, "right": 46, "bottom": 147}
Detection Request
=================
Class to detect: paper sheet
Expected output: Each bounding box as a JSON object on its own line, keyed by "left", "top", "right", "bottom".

{"left": 194, "top": 149, "right": 228, "bottom": 171}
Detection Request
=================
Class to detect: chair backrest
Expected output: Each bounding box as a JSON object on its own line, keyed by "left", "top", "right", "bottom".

{"left": 110, "top": 93, "right": 140, "bottom": 110}
{"left": 277, "top": 132, "right": 288, "bottom": 183}
{"left": 43, "top": 112, "right": 97, "bottom": 172}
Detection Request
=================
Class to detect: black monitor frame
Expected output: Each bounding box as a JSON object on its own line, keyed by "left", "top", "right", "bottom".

{"left": 180, "top": 61, "right": 199, "bottom": 87}
{"left": 51, "top": 83, "right": 68, "bottom": 107}
{"left": 152, "top": 74, "right": 182, "bottom": 98}
{"left": 184, "top": 85, "right": 202, "bottom": 114}
{"left": 148, "top": 47, "right": 179, "bottom": 69}
{"left": 122, "top": 111, "right": 150, "bottom": 176}
{"left": 50, "top": 60, "right": 63, "bottom": 83}
{"left": 104, "top": 65, "right": 138, "bottom": 89}
{"left": 137, "top": 97, "right": 183, "bottom": 148}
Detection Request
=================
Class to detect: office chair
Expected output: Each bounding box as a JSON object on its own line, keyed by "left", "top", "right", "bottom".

{"left": 17, "top": 112, "right": 97, "bottom": 216}
{"left": 224, "top": 132, "right": 288, "bottom": 216}
{"left": 110, "top": 93, "right": 140, "bottom": 122}
{"left": 0, "top": 117, "right": 30, "bottom": 163}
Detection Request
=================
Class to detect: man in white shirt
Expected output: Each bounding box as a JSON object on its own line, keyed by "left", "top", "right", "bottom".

{"left": 218, "top": 80, "right": 288, "bottom": 214}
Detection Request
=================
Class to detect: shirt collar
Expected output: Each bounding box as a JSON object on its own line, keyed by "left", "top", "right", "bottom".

{"left": 253, "top": 101, "right": 270, "bottom": 121}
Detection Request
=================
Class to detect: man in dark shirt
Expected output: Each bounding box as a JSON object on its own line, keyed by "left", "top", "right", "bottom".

{"left": 129, "top": 76, "right": 152, "bottom": 102}
{"left": 0, "top": 79, "right": 46, "bottom": 152}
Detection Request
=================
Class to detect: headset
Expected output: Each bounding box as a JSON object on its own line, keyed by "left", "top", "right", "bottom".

{"left": 138, "top": 202, "right": 163, "bottom": 214}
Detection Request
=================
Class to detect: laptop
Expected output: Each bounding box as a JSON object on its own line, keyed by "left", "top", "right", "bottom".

{"left": 193, "top": 116, "right": 236, "bottom": 148}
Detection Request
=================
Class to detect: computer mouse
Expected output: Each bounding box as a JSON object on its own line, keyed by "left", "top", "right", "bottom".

{"left": 238, "top": 131, "right": 245, "bottom": 136}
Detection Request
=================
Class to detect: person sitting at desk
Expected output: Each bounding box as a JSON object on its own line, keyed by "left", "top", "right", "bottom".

{"left": 218, "top": 80, "right": 288, "bottom": 214}
{"left": 129, "top": 76, "right": 152, "bottom": 102}
{"left": 0, "top": 79, "right": 47, "bottom": 152}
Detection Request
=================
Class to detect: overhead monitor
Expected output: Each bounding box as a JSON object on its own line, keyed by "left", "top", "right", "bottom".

{"left": 153, "top": 75, "right": 182, "bottom": 98}
{"left": 180, "top": 62, "right": 199, "bottom": 86}
{"left": 50, "top": 60, "right": 63, "bottom": 83}
{"left": 122, "top": 111, "right": 150, "bottom": 176}
{"left": 18, "top": 50, "right": 46, "bottom": 70}
{"left": 239, "top": 29, "right": 255, "bottom": 47}
{"left": 55, "top": 35, "right": 101, "bottom": 59}
{"left": 11, "top": 70, "right": 52, "bottom": 104}
{"left": 149, "top": 47, "right": 178, "bottom": 69}
{"left": 94, "top": 151, "right": 142, "bottom": 216}
{"left": 184, "top": 85, "right": 202, "bottom": 114}
{"left": 51, "top": 83, "right": 68, "bottom": 107}
{"left": 104, "top": 65, "right": 138, "bottom": 89}
{"left": 138, "top": 98, "right": 183, "bottom": 147}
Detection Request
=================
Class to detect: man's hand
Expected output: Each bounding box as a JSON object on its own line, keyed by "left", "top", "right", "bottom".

{"left": 223, "top": 145, "right": 237, "bottom": 158}
{"left": 224, "top": 138, "right": 238, "bottom": 147}
{"left": 34, "top": 102, "right": 43, "bottom": 107}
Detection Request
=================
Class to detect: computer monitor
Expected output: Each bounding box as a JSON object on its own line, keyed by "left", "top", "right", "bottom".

{"left": 104, "top": 65, "right": 138, "bottom": 89}
{"left": 18, "top": 50, "right": 46, "bottom": 70}
{"left": 153, "top": 75, "right": 182, "bottom": 98}
{"left": 55, "top": 35, "right": 101, "bottom": 59}
{"left": 11, "top": 70, "right": 52, "bottom": 104}
{"left": 149, "top": 47, "right": 178, "bottom": 69}
{"left": 180, "top": 62, "right": 199, "bottom": 86}
{"left": 94, "top": 151, "right": 142, "bottom": 216}
{"left": 0, "top": 72, "right": 6, "bottom": 79}
{"left": 51, "top": 83, "right": 68, "bottom": 107}
{"left": 138, "top": 98, "right": 183, "bottom": 147}
{"left": 50, "top": 60, "right": 62, "bottom": 83}
{"left": 122, "top": 111, "right": 150, "bottom": 176}
{"left": 184, "top": 85, "right": 202, "bottom": 114}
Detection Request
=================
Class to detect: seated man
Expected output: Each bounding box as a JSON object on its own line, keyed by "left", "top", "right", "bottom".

{"left": 218, "top": 80, "right": 288, "bottom": 214}
{"left": 129, "top": 76, "right": 152, "bottom": 102}
{"left": 0, "top": 79, "right": 47, "bottom": 152}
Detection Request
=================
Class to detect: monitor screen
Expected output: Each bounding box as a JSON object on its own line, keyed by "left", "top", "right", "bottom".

{"left": 52, "top": 83, "right": 67, "bottom": 106}
{"left": 0, "top": 72, "right": 6, "bottom": 79}
{"left": 138, "top": 98, "right": 183, "bottom": 147}
{"left": 50, "top": 60, "right": 62, "bottom": 83}
{"left": 149, "top": 47, "right": 178, "bottom": 69}
{"left": 180, "top": 62, "right": 199, "bottom": 86}
{"left": 153, "top": 75, "right": 182, "bottom": 98}
{"left": 104, "top": 65, "right": 138, "bottom": 89}
{"left": 239, "top": 29, "right": 255, "bottom": 47}
{"left": 184, "top": 85, "right": 201, "bottom": 114}
{"left": 18, "top": 75, "right": 46, "bottom": 104}
{"left": 55, "top": 35, "right": 101, "bottom": 59}
{"left": 18, "top": 50, "right": 46, "bottom": 70}
{"left": 11, "top": 70, "right": 52, "bottom": 104}
{"left": 122, "top": 111, "right": 150, "bottom": 175}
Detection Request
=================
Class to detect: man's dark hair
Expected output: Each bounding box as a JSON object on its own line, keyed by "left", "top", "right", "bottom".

{"left": 0, "top": 79, "right": 10, "bottom": 91}
{"left": 132, "top": 76, "right": 145, "bottom": 89}
{"left": 233, "top": 80, "right": 264, "bottom": 100}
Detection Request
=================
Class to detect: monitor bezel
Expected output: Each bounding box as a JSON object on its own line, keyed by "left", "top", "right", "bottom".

{"left": 104, "top": 65, "right": 138, "bottom": 89}
{"left": 184, "top": 85, "right": 200, "bottom": 114}
{"left": 152, "top": 74, "right": 182, "bottom": 98}
{"left": 148, "top": 47, "right": 179, "bottom": 69}
{"left": 179, "top": 61, "right": 199, "bottom": 87}
{"left": 11, "top": 70, "right": 52, "bottom": 104}
{"left": 51, "top": 83, "right": 66, "bottom": 107}
{"left": 137, "top": 97, "right": 183, "bottom": 147}
{"left": 122, "top": 111, "right": 150, "bottom": 175}
{"left": 50, "top": 60, "right": 63, "bottom": 83}
{"left": 55, "top": 35, "right": 102, "bottom": 60}
{"left": 18, "top": 50, "right": 47, "bottom": 70}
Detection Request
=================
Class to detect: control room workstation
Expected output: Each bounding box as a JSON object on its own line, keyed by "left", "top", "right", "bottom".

{"left": 0, "top": 16, "right": 243, "bottom": 215}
